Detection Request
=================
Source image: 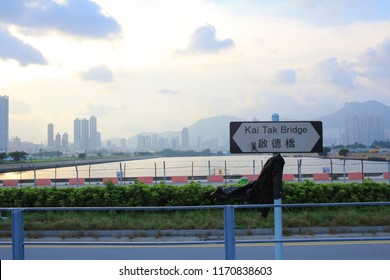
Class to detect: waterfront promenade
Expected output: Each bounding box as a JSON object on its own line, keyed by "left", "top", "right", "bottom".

{"left": 1, "top": 155, "right": 389, "bottom": 186}
{"left": 0, "top": 170, "right": 389, "bottom": 187}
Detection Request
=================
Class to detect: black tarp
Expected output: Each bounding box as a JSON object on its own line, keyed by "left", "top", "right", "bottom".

{"left": 210, "top": 154, "right": 285, "bottom": 218}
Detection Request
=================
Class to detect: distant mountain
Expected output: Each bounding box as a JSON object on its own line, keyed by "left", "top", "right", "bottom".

{"left": 188, "top": 115, "right": 243, "bottom": 145}
{"left": 127, "top": 115, "right": 243, "bottom": 149}
{"left": 318, "top": 100, "right": 390, "bottom": 129}
{"left": 125, "top": 101, "right": 390, "bottom": 149}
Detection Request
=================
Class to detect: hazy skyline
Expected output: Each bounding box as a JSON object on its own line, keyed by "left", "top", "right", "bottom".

{"left": 1, "top": 0, "right": 390, "bottom": 144}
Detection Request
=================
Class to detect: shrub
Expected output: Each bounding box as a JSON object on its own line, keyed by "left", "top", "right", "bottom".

{"left": 0, "top": 181, "right": 389, "bottom": 208}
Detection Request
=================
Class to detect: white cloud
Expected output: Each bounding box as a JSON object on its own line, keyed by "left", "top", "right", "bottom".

{"left": 177, "top": 23, "right": 235, "bottom": 54}
{"left": 75, "top": 102, "right": 125, "bottom": 117}
{"left": 359, "top": 38, "right": 390, "bottom": 80}
{"left": 274, "top": 69, "right": 296, "bottom": 84}
{"left": 0, "top": 0, "right": 121, "bottom": 37}
{"left": 0, "top": 28, "right": 47, "bottom": 65}
{"left": 159, "top": 89, "right": 180, "bottom": 95}
{"left": 314, "top": 57, "right": 358, "bottom": 90}
{"left": 10, "top": 99, "right": 32, "bottom": 114}
{"left": 80, "top": 65, "right": 114, "bottom": 83}
{"left": 290, "top": 0, "right": 390, "bottom": 24}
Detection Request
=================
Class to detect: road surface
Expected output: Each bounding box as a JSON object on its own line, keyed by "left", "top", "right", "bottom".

{"left": 1, "top": 240, "right": 390, "bottom": 260}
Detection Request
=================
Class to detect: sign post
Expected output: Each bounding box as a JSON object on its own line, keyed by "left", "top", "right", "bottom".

{"left": 271, "top": 114, "right": 283, "bottom": 260}
{"left": 230, "top": 119, "right": 323, "bottom": 260}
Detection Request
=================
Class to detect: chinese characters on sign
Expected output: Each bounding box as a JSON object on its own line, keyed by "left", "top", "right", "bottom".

{"left": 252, "top": 138, "right": 296, "bottom": 152}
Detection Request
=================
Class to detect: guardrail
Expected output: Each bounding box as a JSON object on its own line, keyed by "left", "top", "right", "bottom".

{"left": 1, "top": 171, "right": 390, "bottom": 188}
{"left": 1, "top": 202, "right": 390, "bottom": 260}
{"left": 2, "top": 157, "right": 390, "bottom": 185}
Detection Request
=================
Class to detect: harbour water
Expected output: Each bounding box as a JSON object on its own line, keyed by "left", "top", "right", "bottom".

{"left": 0, "top": 155, "right": 389, "bottom": 181}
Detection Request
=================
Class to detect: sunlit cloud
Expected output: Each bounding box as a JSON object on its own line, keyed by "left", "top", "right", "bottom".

{"left": 80, "top": 65, "right": 114, "bottom": 83}
{"left": 158, "top": 89, "right": 180, "bottom": 95}
{"left": 0, "top": 28, "right": 47, "bottom": 66}
{"left": 274, "top": 69, "right": 297, "bottom": 84}
{"left": 176, "top": 23, "right": 235, "bottom": 55}
{"left": 0, "top": 0, "right": 121, "bottom": 37}
{"left": 315, "top": 57, "right": 358, "bottom": 90}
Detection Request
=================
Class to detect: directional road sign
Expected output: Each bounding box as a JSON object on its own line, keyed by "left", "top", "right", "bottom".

{"left": 230, "top": 121, "right": 323, "bottom": 153}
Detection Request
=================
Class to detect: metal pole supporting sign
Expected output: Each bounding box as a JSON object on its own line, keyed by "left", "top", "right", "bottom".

{"left": 272, "top": 113, "right": 284, "bottom": 260}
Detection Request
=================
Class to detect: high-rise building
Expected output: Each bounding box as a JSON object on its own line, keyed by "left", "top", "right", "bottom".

{"left": 137, "top": 134, "right": 152, "bottom": 151}
{"left": 74, "top": 118, "right": 82, "bottom": 150}
{"left": 182, "top": 127, "right": 189, "bottom": 150}
{"left": 152, "top": 134, "right": 158, "bottom": 150}
{"left": 0, "top": 95, "right": 9, "bottom": 153}
{"left": 62, "top": 132, "right": 69, "bottom": 151}
{"left": 74, "top": 116, "right": 100, "bottom": 152}
{"left": 55, "top": 132, "right": 61, "bottom": 149}
{"left": 120, "top": 138, "right": 126, "bottom": 151}
{"left": 96, "top": 131, "right": 101, "bottom": 148}
{"left": 81, "top": 118, "right": 89, "bottom": 151}
{"left": 171, "top": 137, "right": 178, "bottom": 150}
{"left": 89, "top": 116, "right": 98, "bottom": 151}
{"left": 343, "top": 115, "right": 385, "bottom": 146}
{"left": 47, "top": 123, "right": 54, "bottom": 148}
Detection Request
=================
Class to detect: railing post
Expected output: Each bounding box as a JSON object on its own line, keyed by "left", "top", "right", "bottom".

{"left": 343, "top": 159, "right": 346, "bottom": 183}
{"left": 163, "top": 161, "right": 166, "bottom": 182}
{"left": 75, "top": 160, "right": 79, "bottom": 188}
{"left": 224, "top": 161, "right": 227, "bottom": 187}
{"left": 119, "top": 162, "right": 123, "bottom": 185}
{"left": 123, "top": 163, "right": 126, "bottom": 185}
{"left": 224, "top": 205, "right": 236, "bottom": 260}
{"left": 33, "top": 164, "right": 36, "bottom": 188}
{"left": 388, "top": 161, "right": 390, "bottom": 184}
{"left": 297, "top": 159, "right": 302, "bottom": 182}
{"left": 154, "top": 162, "right": 157, "bottom": 184}
{"left": 191, "top": 162, "right": 194, "bottom": 180}
{"left": 330, "top": 158, "right": 333, "bottom": 183}
{"left": 88, "top": 164, "right": 91, "bottom": 186}
{"left": 20, "top": 164, "right": 23, "bottom": 188}
{"left": 12, "top": 209, "right": 25, "bottom": 260}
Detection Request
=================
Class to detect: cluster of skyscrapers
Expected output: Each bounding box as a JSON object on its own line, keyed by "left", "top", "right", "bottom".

{"left": 48, "top": 116, "right": 101, "bottom": 153}
{"left": 324, "top": 115, "right": 388, "bottom": 147}
{"left": 47, "top": 123, "right": 69, "bottom": 152}
{"left": 136, "top": 127, "right": 190, "bottom": 151}
{"left": 343, "top": 115, "right": 385, "bottom": 147}
{"left": 73, "top": 116, "right": 101, "bottom": 152}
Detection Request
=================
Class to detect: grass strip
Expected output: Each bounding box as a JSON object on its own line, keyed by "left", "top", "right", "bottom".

{"left": 1, "top": 207, "right": 390, "bottom": 231}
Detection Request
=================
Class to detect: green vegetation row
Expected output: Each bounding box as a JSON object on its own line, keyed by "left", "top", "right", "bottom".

{"left": 3, "top": 207, "right": 390, "bottom": 234}
{"left": 0, "top": 180, "right": 390, "bottom": 208}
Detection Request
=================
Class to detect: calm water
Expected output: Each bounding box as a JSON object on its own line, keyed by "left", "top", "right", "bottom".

{"left": 0, "top": 155, "right": 389, "bottom": 180}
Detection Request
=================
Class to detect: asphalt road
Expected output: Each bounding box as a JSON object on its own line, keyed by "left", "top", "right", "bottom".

{"left": 1, "top": 241, "right": 390, "bottom": 260}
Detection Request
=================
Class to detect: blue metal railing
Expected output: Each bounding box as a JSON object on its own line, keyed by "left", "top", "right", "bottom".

{"left": 1, "top": 201, "right": 390, "bottom": 260}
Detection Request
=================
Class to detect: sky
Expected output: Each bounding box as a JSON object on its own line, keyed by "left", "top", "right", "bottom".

{"left": 1, "top": 0, "right": 390, "bottom": 144}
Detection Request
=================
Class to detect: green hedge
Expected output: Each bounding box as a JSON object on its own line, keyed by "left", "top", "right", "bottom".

{"left": 283, "top": 180, "right": 390, "bottom": 203}
{"left": 0, "top": 180, "right": 389, "bottom": 208}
